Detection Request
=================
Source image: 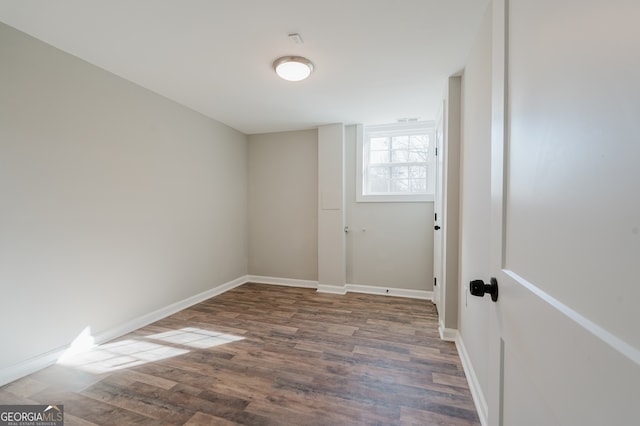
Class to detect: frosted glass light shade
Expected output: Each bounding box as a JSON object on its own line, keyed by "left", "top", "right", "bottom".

{"left": 273, "top": 56, "right": 314, "bottom": 82}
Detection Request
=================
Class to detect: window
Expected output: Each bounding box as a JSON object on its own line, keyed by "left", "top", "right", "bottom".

{"left": 357, "top": 121, "right": 435, "bottom": 202}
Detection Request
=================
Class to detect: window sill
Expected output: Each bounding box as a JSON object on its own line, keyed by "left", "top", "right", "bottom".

{"left": 356, "top": 194, "right": 434, "bottom": 203}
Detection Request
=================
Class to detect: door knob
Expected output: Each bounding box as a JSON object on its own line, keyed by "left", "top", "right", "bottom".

{"left": 434, "top": 225, "right": 441, "bottom": 230}
{"left": 470, "top": 277, "right": 499, "bottom": 302}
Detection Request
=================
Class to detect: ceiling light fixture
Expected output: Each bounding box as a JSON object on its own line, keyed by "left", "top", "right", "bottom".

{"left": 273, "top": 56, "right": 314, "bottom": 82}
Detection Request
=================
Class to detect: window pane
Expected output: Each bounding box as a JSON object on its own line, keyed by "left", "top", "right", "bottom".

{"left": 391, "top": 166, "right": 409, "bottom": 179}
{"left": 411, "top": 178, "right": 427, "bottom": 192}
{"left": 410, "top": 135, "right": 428, "bottom": 150}
{"left": 408, "top": 150, "right": 427, "bottom": 162}
{"left": 409, "top": 166, "right": 427, "bottom": 193}
{"left": 390, "top": 179, "right": 410, "bottom": 193}
{"left": 370, "top": 150, "right": 390, "bottom": 164}
{"left": 409, "top": 165, "right": 427, "bottom": 178}
{"left": 368, "top": 166, "right": 389, "bottom": 193}
{"left": 370, "top": 137, "right": 389, "bottom": 150}
{"left": 391, "top": 149, "right": 409, "bottom": 163}
{"left": 391, "top": 135, "right": 409, "bottom": 150}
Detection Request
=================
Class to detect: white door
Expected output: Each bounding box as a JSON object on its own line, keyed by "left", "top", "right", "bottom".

{"left": 433, "top": 102, "right": 444, "bottom": 312}
{"left": 486, "top": 1, "right": 640, "bottom": 425}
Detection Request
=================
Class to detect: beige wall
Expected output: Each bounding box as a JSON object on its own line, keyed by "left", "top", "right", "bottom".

{"left": 345, "top": 125, "right": 434, "bottom": 291}
{"left": 458, "top": 7, "right": 493, "bottom": 399}
{"left": 0, "top": 22, "right": 248, "bottom": 374}
{"left": 248, "top": 130, "right": 318, "bottom": 281}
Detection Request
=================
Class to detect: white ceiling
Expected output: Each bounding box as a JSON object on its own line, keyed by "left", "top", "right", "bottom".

{"left": 0, "top": 0, "right": 488, "bottom": 135}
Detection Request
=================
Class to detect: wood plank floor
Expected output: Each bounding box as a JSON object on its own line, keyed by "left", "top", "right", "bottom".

{"left": 0, "top": 283, "right": 480, "bottom": 425}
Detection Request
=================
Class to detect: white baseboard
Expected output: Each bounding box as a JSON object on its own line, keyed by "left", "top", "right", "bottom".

{"left": 455, "top": 331, "right": 489, "bottom": 426}
{"left": 0, "top": 275, "right": 247, "bottom": 387}
{"left": 246, "top": 275, "right": 318, "bottom": 289}
{"left": 0, "top": 347, "right": 67, "bottom": 389}
{"left": 317, "top": 283, "right": 432, "bottom": 300}
{"left": 346, "top": 283, "right": 433, "bottom": 300}
{"left": 316, "top": 284, "right": 347, "bottom": 294}
{"left": 438, "top": 322, "right": 457, "bottom": 341}
{"left": 246, "top": 276, "right": 432, "bottom": 301}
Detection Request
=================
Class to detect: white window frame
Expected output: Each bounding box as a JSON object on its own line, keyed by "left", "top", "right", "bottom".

{"left": 356, "top": 122, "right": 435, "bottom": 203}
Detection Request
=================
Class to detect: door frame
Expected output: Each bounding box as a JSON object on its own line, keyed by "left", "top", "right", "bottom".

{"left": 433, "top": 100, "right": 444, "bottom": 314}
{"left": 435, "top": 77, "right": 462, "bottom": 341}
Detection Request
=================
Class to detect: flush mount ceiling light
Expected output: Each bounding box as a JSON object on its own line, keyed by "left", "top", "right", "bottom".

{"left": 273, "top": 56, "right": 314, "bottom": 82}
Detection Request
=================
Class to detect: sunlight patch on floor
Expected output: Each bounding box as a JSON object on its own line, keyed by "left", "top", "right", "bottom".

{"left": 56, "top": 326, "right": 243, "bottom": 374}
{"left": 57, "top": 339, "right": 188, "bottom": 374}
{"left": 145, "top": 327, "right": 244, "bottom": 349}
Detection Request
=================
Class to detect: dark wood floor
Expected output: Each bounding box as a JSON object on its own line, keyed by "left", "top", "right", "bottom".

{"left": 0, "top": 283, "right": 480, "bottom": 425}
